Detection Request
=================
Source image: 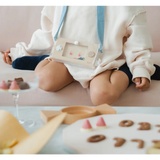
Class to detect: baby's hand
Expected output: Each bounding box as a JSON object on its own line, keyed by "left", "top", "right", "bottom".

{"left": 134, "top": 77, "right": 150, "bottom": 91}
{"left": 1, "top": 49, "right": 12, "bottom": 65}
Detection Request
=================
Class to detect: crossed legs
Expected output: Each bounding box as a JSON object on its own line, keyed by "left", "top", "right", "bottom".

{"left": 35, "top": 60, "right": 129, "bottom": 105}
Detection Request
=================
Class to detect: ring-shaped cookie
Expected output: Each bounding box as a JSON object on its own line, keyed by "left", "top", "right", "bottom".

{"left": 119, "top": 120, "right": 134, "bottom": 127}
{"left": 87, "top": 135, "right": 106, "bottom": 143}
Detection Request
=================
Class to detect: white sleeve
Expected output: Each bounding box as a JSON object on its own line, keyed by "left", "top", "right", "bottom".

{"left": 9, "top": 6, "right": 54, "bottom": 61}
{"left": 124, "top": 11, "right": 156, "bottom": 82}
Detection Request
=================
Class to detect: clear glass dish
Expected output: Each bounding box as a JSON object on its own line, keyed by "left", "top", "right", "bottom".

{"left": 0, "top": 71, "right": 39, "bottom": 127}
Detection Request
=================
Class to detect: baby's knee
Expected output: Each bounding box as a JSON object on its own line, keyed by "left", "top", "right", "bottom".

{"left": 35, "top": 70, "right": 58, "bottom": 92}
{"left": 90, "top": 87, "right": 119, "bottom": 106}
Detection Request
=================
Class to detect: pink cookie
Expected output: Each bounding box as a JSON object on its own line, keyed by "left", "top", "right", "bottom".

{"left": 9, "top": 80, "right": 20, "bottom": 91}
{"left": 0, "top": 80, "right": 8, "bottom": 90}
{"left": 81, "top": 119, "right": 93, "bottom": 132}
{"left": 96, "top": 117, "right": 107, "bottom": 129}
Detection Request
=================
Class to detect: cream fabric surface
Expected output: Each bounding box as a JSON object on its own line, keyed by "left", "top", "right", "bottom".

{"left": 0, "top": 53, "right": 160, "bottom": 107}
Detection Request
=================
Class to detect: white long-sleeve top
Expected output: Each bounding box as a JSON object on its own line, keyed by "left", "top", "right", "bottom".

{"left": 9, "top": 6, "right": 156, "bottom": 88}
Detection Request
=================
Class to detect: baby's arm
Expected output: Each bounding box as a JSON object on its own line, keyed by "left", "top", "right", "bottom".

{"left": 1, "top": 50, "right": 12, "bottom": 65}
{"left": 124, "top": 9, "right": 155, "bottom": 91}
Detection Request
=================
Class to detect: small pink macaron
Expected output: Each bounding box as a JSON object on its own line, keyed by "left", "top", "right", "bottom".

{"left": 81, "top": 119, "right": 93, "bottom": 132}
{"left": 96, "top": 117, "right": 107, "bottom": 129}
{"left": 0, "top": 80, "right": 8, "bottom": 90}
{"left": 9, "top": 80, "right": 20, "bottom": 91}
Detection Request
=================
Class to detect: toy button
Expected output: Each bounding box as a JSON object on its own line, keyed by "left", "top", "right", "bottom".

{"left": 88, "top": 52, "right": 95, "bottom": 58}
{"left": 74, "top": 41, "right": 79, "bottom": 45}
{"left": 56, "top": 45, "right": 63, "bottom": 51}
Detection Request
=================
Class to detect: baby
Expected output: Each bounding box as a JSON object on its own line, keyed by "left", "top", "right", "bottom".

{"left": 2, "top": 6, "right": 160, "bottom": 105}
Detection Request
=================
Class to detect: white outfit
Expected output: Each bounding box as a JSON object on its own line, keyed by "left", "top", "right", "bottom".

{"left": 9, "top": 6, "right": 155, "bottom": 88}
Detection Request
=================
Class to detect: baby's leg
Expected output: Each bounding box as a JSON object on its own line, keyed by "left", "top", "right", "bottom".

{"left": 35, "top": 60, "right": 74, "bottom": 92}
{"left": 89, "top": 70, "right": 129, "bottom": 106}
{"left": 12, "top": 55, "right": 49, "bottom": 70}
{"left": 151, "top": 64, "right": 160, "bottom": 80}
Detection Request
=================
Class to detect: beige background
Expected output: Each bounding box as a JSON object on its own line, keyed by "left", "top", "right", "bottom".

{"left": 0, "top": 6, "right": 160, "bottom": 52}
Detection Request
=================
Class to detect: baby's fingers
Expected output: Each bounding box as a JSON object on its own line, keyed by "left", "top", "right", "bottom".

{"left": 138, "top": 78, "right": 150, "bottom": 91}
{"left": 134, "top": 77, "right": 141, "bottom": 87}
{"left": 6, "top": 49, "right": 10, "bottom": 54}
{"left": 3, "top": 52, "right": 12, "bottom": 64}
{"left": 3, "top": 54, "right": 7, "bottom": 63}
{"left": 5, "top": 52, "right": 12, "bottom": 64}
{"left": 6, "top": 56, "right": 12, "bottom": 65}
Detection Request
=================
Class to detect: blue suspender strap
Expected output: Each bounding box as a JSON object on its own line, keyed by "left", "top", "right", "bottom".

{"left": 97, "top": 6, "right": 105, "bottom": 53}
{"left": 54, "top": 6, "right": 68, "bottom": 41}
{"left": 54, "top": 6, "right": 105, "bottom": 53}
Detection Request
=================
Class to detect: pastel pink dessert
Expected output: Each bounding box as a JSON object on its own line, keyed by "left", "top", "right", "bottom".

{"left": 9, "top": 80, "right": 20, "bottom": 91}
{"left": 96, "top": 117, "right": 107, "bottom": 129}
{"left": 0, "top": 80, "right": 8, "bottom": 90}
{"left": 81, "top": 119, "right": 93, "bottom": 132}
